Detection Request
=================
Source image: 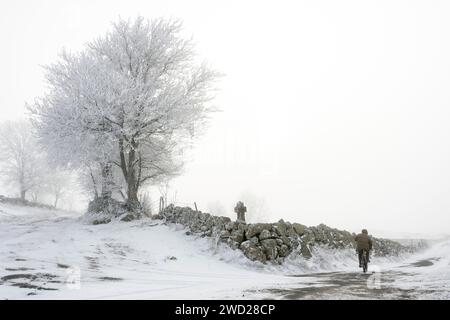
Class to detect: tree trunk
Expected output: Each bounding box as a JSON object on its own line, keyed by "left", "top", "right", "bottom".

{"left": 127, "top": 182, "right": 140, "bottom": 210}
{"left": 89, "top": 167, "right": 99, "bottom": 200}
{"left": 119, "top": 138, "right": 141, "bottom": 212}
{"left": 126, "top": 146, "right": 140, "bottom": 210}
{"left": 19, "top": 173, "right": 26, "bottom": 200}
{"left": 101, "top": 162, "right": 113, "bottom": 201}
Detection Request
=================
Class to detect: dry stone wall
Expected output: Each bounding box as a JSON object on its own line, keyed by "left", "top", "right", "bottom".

{"left": 154, "top": 205, "right": 422, "bottom": 264}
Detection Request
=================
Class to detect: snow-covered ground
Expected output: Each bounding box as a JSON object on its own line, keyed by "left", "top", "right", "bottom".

{"left": 1, "top": 203, "right": 449, "bottom": 299}
{"left": 0, "top": 203, "right": 311, "bottom": 299}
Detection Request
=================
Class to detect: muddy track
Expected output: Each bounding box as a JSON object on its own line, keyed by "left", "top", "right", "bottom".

{"left": 263, "top": 270, "right": 418, "bottom": 299}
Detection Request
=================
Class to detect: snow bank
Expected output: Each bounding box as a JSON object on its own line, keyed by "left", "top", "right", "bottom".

{"left": 390, "top": 239, "right": 450, "bottom": 299}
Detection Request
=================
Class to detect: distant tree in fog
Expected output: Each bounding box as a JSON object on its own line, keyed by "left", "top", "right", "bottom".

{"left": 0, "top": 120, "right": 45, "bottom": 200}
{"left": 158, "top": 181, "right": 178, "bottom": 207}
{"left": 44, "top": 170, "right": 71, "bottom": 208}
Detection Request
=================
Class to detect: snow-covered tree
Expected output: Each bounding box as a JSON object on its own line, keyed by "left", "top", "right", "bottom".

{"left": 29, "top": 49, "right": 118, "bottom": 202}
{"left": 44, "top": 170, "right": 71, "bottom": 208}
{"left": 0, "top": 120, "right": 46, "bottom": 200}
{"left": 78, "top": 162, "right": 125, "bottom": 201}
{"left": 30, "top": 17, "right": 219, "bottom": 215}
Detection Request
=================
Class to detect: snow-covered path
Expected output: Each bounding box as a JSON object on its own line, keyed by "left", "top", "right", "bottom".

{"left": 1, "top": 203, "right": 449, "bottom": 299}
{"left": 0, "top": 203, "right": 306, "bottom": 299}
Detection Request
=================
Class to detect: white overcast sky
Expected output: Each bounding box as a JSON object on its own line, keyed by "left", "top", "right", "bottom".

{"left": 1, "top": 0, "right": 450, "bottom": 236}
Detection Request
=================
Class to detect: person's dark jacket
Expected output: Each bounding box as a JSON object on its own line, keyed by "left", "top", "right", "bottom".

{"left": 355, "top": 233, "right": 373, "bottom": 251}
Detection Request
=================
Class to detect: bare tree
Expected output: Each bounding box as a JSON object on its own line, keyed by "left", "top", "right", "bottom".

{"left": 0, "top": 120, "right": 45, "bottom": 200}
{"left": 44, "top": 170, "right": 71, "bottom": 208}
{"left": 29, "top": 190, "right": 40, "bottom": 203}
{"left": 158, "top": 181, "right": 171, "bottom": 208}
{"left": 139, "top": 192, "right": 153, "bottom": 217}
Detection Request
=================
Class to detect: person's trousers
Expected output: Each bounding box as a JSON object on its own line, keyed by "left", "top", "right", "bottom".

{"left": 358, "top": 249, "right": 370, "bottom": 265}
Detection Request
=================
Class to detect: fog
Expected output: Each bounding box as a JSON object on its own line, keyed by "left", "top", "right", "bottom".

{"left": 1, "top": 0, "right": 450, "bottom": 236}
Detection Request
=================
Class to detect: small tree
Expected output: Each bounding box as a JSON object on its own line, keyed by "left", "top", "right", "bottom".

{"left": 0, "top": 120, "right": 45, "bottom": 200}
{"left": 44, "top": 170, "right": 71, "bottom": 208}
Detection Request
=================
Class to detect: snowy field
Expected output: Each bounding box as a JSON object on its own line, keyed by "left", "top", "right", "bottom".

{"left": 1, "top": 203, "right": 449, "bottom": 300}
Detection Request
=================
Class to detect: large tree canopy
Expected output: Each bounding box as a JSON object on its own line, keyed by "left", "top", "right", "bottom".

{"left": 30, "top": 17, "right": 219, "bottom": 214}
